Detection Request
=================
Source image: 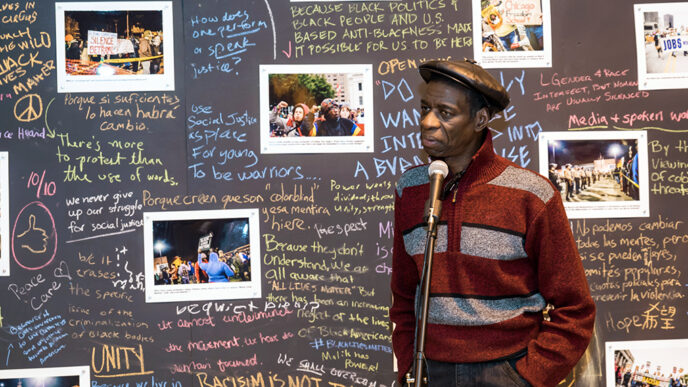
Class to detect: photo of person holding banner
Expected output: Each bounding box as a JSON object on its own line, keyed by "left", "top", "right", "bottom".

{"left": 480, "top": 0, "right": 544, "bottom": 52}
{"left": 63, "top": 9, "right": 165, "bottom": 76}
{"left": 642, "top": 9, "right": 688, "bottom": 73}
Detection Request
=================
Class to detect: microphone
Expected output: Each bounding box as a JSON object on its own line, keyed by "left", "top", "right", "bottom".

{"left": 425, "top": 160, "right": 449, "bottom": 231}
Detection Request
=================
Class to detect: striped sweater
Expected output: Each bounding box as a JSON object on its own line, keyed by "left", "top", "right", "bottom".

{"left": 390, "top": 133, "right": 595, "bottom": 387}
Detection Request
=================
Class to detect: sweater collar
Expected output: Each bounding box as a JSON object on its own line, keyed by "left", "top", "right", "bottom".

{"left": 447, "top": 129, "right": 504, "bottom": 188}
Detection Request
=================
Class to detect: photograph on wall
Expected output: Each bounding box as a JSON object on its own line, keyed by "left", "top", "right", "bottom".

{"left": 0, "top": 366, "right": 90, "bottom": 386}
{"left": 290, "top": 0, "right": 395, "bottom": 1}
{"left": 634, "top": 2, "right": 688, "bottom": 90}
{"left": 538, "top": 131, "right": 649, "bottom": 219}
{"left": 473, "top": 0, "right": 552, "bottom": 68}
{"left": 259, "top": 64, "right": 374, "bottom": 154}
{"left": 144, "top": 209, "right": 261, "bottom": 303}
{"left": 0, "top": 152, "right": 8, "bottom": 276}
{"left": 55, "top": 1, "right": 175, "bottom": 93}
{"left": 606, "top": 339, "right": 688, "bottom": 387}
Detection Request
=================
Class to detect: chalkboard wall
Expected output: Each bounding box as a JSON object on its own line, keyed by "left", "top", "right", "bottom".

{"left": 1, "top": 0, "right": 686, "bottom": 386}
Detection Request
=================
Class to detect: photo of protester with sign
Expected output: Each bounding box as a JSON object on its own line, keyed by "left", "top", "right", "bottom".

{"left": 62, "top": 9, "right": 163, "bottom": 76}
{"left": 0, "top": 366, "right": 89, "bottom": 387}
{"left": 260, "top": 64, "right": 374, "bottom": 154}
{"left": 144, "top": 209, "right": 260, "bottom": 303}
{"left": 56, "top": 2, "right": 174, "bottom": 93}
{"left": 635, "top": 2, "right": 688, "bottom": 90}
{"left": 0, "top": 152, "right": 7, "bottom": 277}
{"left": 0, "top": 375, "right": 80, "bottom": 387}
{"left": 539, "top": 131, "right": 648, "bottom": 219}
{"left": 480, "top": 0, "right": 544, "bottom": 51}
{"left": 152, "top": 218, "right": 251, "bottom": 284}
{"left": 640, "top": 7, "right": 688, "bottom": 72}
{"left": 473, "top": 0, "right": 552, "bottom": 68}
{"left": 607, "top": 340, "right": 688, "bottom": 387}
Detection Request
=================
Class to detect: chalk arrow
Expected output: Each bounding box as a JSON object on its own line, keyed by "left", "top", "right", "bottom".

{"left": 282, "top": 41, "right": 292, "bottom": 59}
{"left": 45, "top": 97, "right": 56, "bottom": 138}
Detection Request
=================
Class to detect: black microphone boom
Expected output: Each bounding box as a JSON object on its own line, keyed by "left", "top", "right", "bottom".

{"left": 406, "top": 159, "right": 449, "bottom": 387}
{"left": 424, "top": 160, "right": 448, "bottom": 231}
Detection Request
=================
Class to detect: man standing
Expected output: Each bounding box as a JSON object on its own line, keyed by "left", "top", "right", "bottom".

{"left": 547, "top": 163, "right": 560, "bottom": 193}
{"left": 573, "top": 166, "right": 583, "bottom": 194}
{"left": 198, "top": 251, "right": 234, "bottom": 283}
{"left": 138, "top": 30, "right": 152, "bottom": 74}
{"left": 628, "top": 145, "right": 639, "bottom": 200}
{"left": 177, "top": 261, "right": 191, "bottom": 284}
{"left": 390, "top": 59, "right": 595, "bottom": 387}
{"left": 309, "top": 98, "right": 361, "bottom": 136}
{"left": 564, "top": 164, "right": 574, "bottom": 200}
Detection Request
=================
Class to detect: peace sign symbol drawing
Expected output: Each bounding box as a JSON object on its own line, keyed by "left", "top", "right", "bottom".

{"left": 14, "top": 93, "right": 44, "bottom": 123}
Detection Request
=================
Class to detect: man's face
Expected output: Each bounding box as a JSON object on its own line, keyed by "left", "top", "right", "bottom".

{"left": 420, "top": 79, "right": 484, "bottom": 161}
{"left": 326, "top": 106, "right": 339, "bottom": 121}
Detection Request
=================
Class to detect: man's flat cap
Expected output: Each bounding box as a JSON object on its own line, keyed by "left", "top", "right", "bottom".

{"left": 419, "top": 59, "right": 510, "bottom": 114}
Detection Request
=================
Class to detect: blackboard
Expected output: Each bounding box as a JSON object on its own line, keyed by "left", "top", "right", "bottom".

{"left": 1, "top": 0, "right": 686, "bottom": 386}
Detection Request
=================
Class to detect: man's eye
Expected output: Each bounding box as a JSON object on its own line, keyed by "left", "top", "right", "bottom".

{"left": 421, "top": 105, "right": 431, "bottom": 114}
{"left": 440, "top": 110, "right": 453, "bottom": 119}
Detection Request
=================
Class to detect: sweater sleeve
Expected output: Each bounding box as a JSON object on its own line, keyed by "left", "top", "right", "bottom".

{"left": 389, "top": 189, "right": 420, "bottom": 383}
{"left": 517, "top": 194, "right": 596, "bottom": 387}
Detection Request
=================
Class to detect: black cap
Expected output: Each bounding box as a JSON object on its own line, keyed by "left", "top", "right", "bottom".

{"left": 419, "top": 59, "right": 510, "bottom": 115}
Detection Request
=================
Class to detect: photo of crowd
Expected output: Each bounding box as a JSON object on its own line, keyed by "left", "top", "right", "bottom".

{"left": 260, "top": 64, "right": 374, "bottom": 154}
{"left": 62, "top": 9, "right": 164, "bottom": 76}
{"left": 144, "top": 209, "right": 261, "bottom": 303}
{"left": 546, "top": 139, "right": 640, "bottom": 203}
{"left": 0, "top": 366, "right": 88, "bottom": 387}
{"left": 610, "top": 340, "right": 688, "bottom": 387}
{"left": 0, "top": 152, "right": 7, "bottom": 276}
{"left": 635, "top": 3, "right": 688, "bottom": 90}
{"left": 0, "top": 376, "right": 80, "bottom": 387}
{"left": 151, "top": 218, "right": 252, "bottom": 286}
{"left": 480, "top": 0, "right": 544, "bottom": 52}
{"left": 56, "top": 2, "right": 174, "bottom": 93}
{"left": 267, "top": 73, "right": 366, "bottom": 137}
{"left": 640, "top": 8, "right": 688, "bottom": 74}
{"left": 539, "top": 131, "right": 648, "bottom": 219}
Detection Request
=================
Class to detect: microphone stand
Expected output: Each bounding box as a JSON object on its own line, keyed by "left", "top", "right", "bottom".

{"left": 405, "top": 201, "right": 442, "bottom": 387}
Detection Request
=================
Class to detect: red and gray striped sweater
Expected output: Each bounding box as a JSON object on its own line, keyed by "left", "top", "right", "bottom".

{"left": 390, "top": 133, "right": 595, "bottom": 387}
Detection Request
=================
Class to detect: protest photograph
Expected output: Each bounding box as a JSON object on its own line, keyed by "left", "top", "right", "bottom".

{"left": 143, "top": 209, "right": 261, "bottom": 303}
{"left": 0, "top": 152, "right": 8, "bottom": 276}
{"left": 635, "top": 2, "right": 688, "bottom": 90}
{"left": 539, "top": 131, "right": 649, "bottom": 219}
{"left": 607, "top": 339, "right": 688, "bottom": 387}
{"left": 474, "top": 0, "right": 552, "bottom": 68}
{"left": 55, "top": 1, "right": 175, "bottom": 93}
{"left": 260, "top": 64, "right": 374, "bottom": 154}
{"left": 0, "top": 366, "right": 89, "bottom": 387}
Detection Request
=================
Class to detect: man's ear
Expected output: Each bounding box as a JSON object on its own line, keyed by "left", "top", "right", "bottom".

{"left": 474, "top": 107, "right": 490, "bottom": 132}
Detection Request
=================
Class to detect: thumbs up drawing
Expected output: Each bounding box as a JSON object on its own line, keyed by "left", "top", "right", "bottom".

{"left": 17, "top": 214, "right": 49, "bottom": 254}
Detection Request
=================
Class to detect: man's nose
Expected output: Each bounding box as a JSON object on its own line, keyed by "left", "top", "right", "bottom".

{"left": 421, "top": 110, "right": 440, "bottom": 131}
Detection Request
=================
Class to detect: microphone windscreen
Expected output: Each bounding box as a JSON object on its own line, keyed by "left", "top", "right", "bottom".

{"left": 428, "top": 160, "right": 449, "bottom": 178}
